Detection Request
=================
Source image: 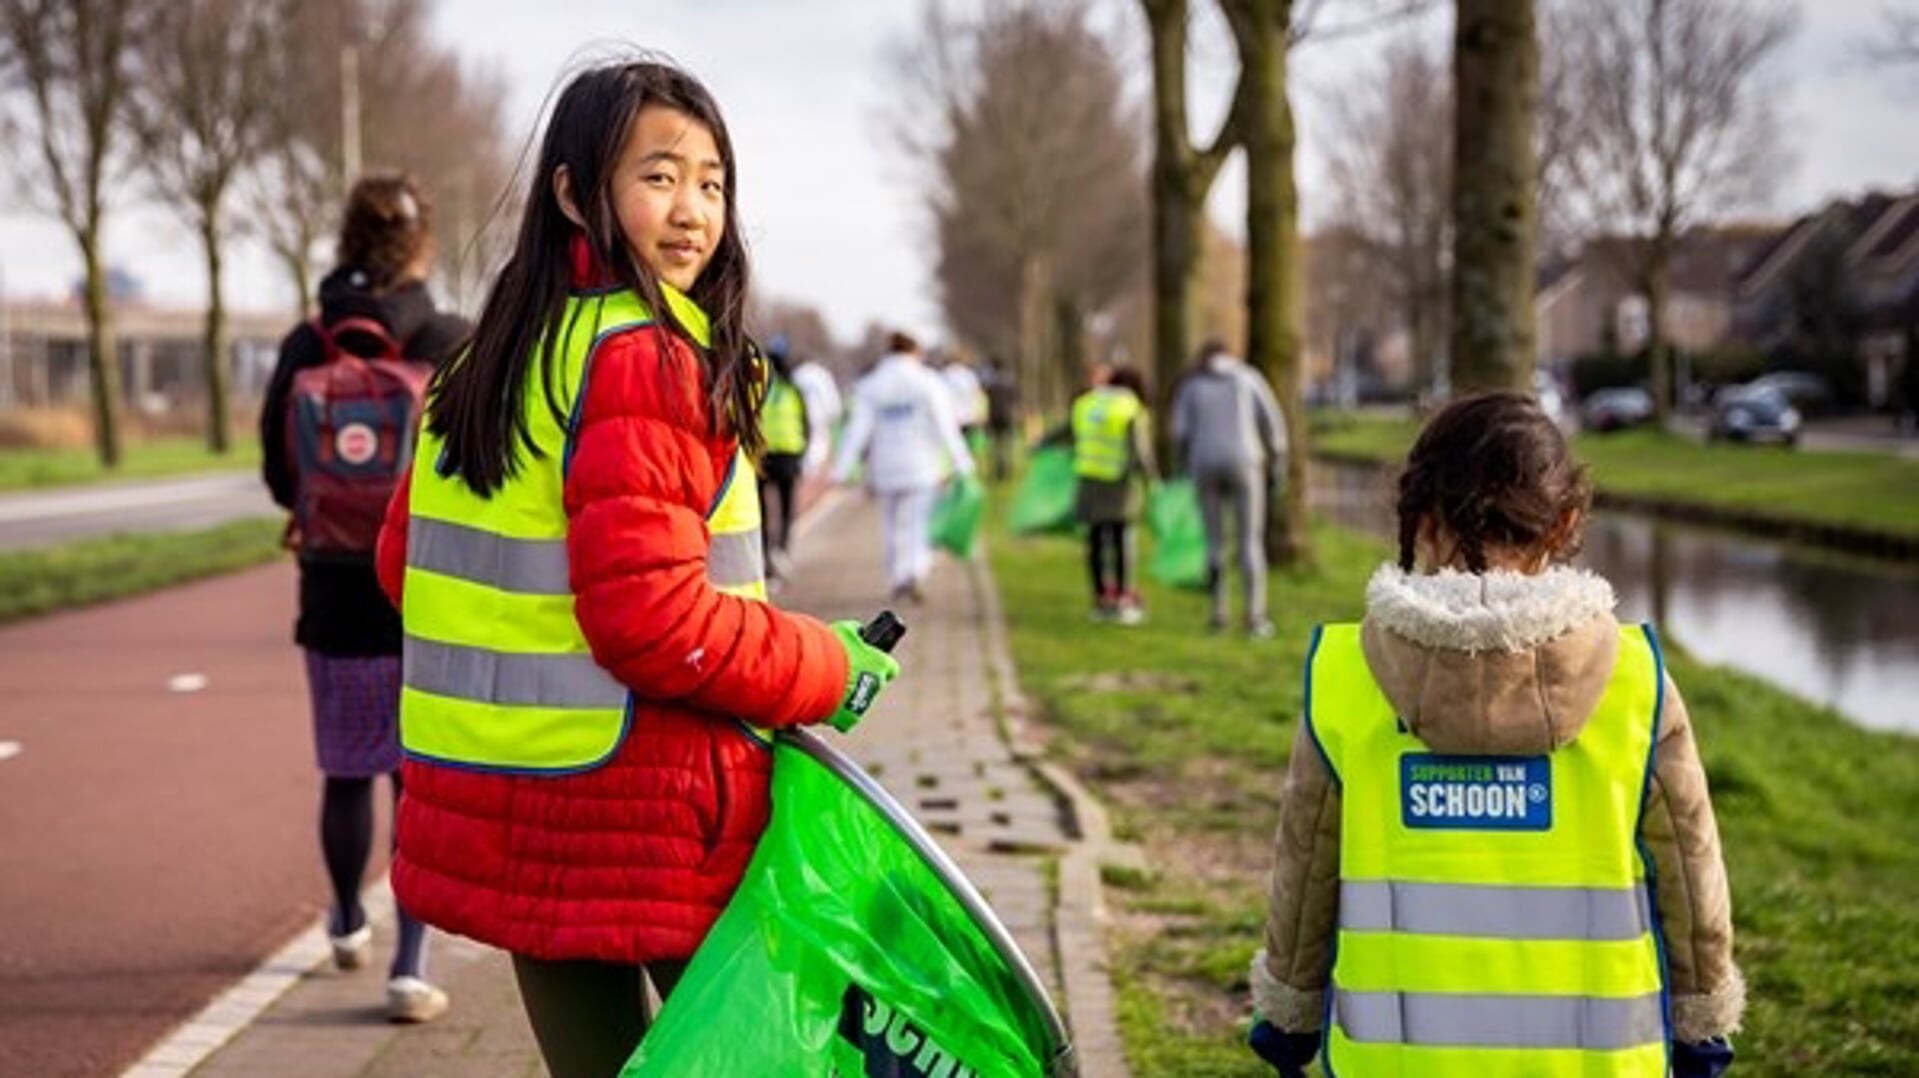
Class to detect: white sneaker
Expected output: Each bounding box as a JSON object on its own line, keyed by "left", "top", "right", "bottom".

{"left": 386, "top": 975, "right": 450, "bottom": 1023}
{"left": 329, "top": 923, "right": 372, "bottom": 971}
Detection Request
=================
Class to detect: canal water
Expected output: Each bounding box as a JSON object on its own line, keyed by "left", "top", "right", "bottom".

{"left": 1316, "top": 462, "right": 1919, "bottom": 735}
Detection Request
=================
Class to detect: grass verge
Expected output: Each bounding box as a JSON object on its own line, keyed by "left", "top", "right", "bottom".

{"left": 984, "top": 491, "right": 1919, "bottom": 1077}
{"left": 0, "top": 519, "right": 286, "bottom": 626}
{"left": 0, "top": 438, "right": 261, "bottom": 492}
{"left": 1313, "top": 414, "right": 1919, "bottom": 543}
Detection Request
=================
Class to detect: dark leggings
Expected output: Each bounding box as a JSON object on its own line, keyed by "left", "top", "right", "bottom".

{"left": 511, "top": 955, "right": 687, "bottom": 1078}
{"left": 320, "top": 774, "right": 427, "bottom": 978}
{"left": 759, "top": 452, "right": 803, "bottom": 561}
{"left": 1086, "top": 521, "right": 1133, "bottom": 598}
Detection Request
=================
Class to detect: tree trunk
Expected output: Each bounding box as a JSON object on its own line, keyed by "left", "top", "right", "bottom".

{"left": 1240, "top": 0, "right": 1313, "bottom": 568}
{"left": 1054, "top": 296, "right": 1085, "bottom": 399}
{"left": 1645, "top": 250, "right": 1672, "bottom": 424}
{"left": 1148, "top": 0, "right": 1200, "bottom": 444}
{"left": 201, "top": 212, "right": 232, "bottom": 454}
{"left": 81, "top": 230, "right": 124, "bottom": 468}
{"left": 1450, "top": 0, "right": 1538, "bottom": 393}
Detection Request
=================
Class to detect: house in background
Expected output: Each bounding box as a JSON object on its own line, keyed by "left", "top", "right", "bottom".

{"left": 0, "top": 298, "right": 287, "bottom": 414}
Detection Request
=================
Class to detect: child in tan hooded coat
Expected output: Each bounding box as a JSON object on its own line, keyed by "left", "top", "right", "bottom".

{"left": 1248, "top": 392, "right": 1743, "bottom": 1077}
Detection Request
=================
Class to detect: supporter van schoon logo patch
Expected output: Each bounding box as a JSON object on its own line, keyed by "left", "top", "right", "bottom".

{"left": 1400, "top": 754, "right": 1552, "bottom": 831}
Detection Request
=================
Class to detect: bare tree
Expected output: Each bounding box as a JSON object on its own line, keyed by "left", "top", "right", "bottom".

{"left": 1140, "top": 0, "right": 1245, "bottom": 424}
{"left": 893, "top": 1, "right": 1146, "bottom": 417}
{"left": 1561, "top": 0, "right": 1795, "bottom": 421}
{"left": 1865, "top": 5, "right": 1919, "bottom": 66}
{"left": 128, "top": 0, "right": 281, "bottom": 453}
{"left": 1, "top": 0, "right": 149, "bottom": 466}
{"left": 1452, "top": 0, "right": 1538, "bottom": 393}
{"left": 1325, "top": 34, "right": 1451, "bottom": 394}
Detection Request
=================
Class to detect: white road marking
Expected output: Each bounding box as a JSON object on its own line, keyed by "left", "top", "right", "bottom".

{"left": 166, "top": 673, "right": 209, "bottom": 694}
{"left": 0, "top": 741, "right": 21, "bottom": 761}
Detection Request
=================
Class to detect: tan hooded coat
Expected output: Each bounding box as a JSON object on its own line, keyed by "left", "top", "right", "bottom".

{"left": 1252, "top": 565, "right": 1745, "bottom": 1044}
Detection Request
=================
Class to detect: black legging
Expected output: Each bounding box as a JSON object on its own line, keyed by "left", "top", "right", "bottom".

{"left": 759, "top": 452, "right": 803, "bottom": 564}
{"left": 511, "top": 955, "right": 687, "bottom": 1078}
{"left": 320, "top": 773, "right": 427, "bottom": 978}
{"left": 1087, "top": 521, "right": 1134, "bottom": 599}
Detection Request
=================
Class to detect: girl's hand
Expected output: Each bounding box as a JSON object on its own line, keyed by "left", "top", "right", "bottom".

{"left": 826, "top": 620, "right": 902, "bottom": 733}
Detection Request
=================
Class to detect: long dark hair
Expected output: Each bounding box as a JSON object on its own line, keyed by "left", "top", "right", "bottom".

{"left": 428, "top": 59, "right": 758, "bottom": 496}
{"left": 1395, "top": 392, "right": 1591, "bottom": 572}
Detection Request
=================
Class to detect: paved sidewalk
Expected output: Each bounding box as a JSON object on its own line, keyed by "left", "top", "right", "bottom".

{"left": 159, "top": 491, "right": 1121, "bottom": 1078}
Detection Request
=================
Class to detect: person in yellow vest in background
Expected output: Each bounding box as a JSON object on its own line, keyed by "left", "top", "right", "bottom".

{"left": 1071, "top": 365, "right": 1158, "bottom": 624}
{"left": 758, "top": 343, "right": 809, "bottom": 584}
{"left": 1248, "top": 392, "right": 1742, "bottom": 1078}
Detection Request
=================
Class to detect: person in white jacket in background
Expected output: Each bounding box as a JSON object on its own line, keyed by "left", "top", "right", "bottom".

{"left": 834, "top": 331, "right": 976, "bottom": 603}
{"left": 782, "top": 337, "right": 843, "bottom": 478}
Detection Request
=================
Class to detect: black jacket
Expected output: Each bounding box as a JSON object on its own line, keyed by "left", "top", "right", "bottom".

{"left": 259, "top": 266, "right": 467, "bottom": 656}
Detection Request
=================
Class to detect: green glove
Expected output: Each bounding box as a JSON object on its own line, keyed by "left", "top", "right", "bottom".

{"left": 828, "top": 620, "right": 902, "bottom": 732}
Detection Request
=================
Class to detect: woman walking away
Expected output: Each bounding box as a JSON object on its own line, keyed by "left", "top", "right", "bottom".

{"left": 374, "top": 59, "right": 901, "bottom": 1078}
{"left": 1170, "top": 340, "right": 1285, "bottom": 638}
{"left": 1070, "top": 365, "right": 1157, "bottom": 624}
{"left": 832, "top": 331, "right": 976, "bottom": 604}
{"left": 260, "top": 173, "right": 464, "bottom": 1024}
{"left": 757, "top": 343, "right": 809, "bottom": 582}
{"left": 1247, "top": 392, "right": 1742, "bottom": 1078}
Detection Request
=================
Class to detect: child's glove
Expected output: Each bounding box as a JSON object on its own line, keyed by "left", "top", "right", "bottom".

{"left": 1247, "top": 1017, "right": 1317, "bottom": 1077}
{"left": 828, "top": 620, "right": 902, "bottom": 733}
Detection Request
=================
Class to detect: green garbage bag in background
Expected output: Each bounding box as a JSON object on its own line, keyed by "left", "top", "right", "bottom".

{"left": 1147, "top": 479, "right": 1209, "bottom": 590}
{"left": 1008, "top": 445, "right": 1077, "bottom": 535}
{"left": 621, "top": 732, "right": 1068, "bottom": 1078}
{"left": 931, "top": 475, "right": 985, "bottom": 558}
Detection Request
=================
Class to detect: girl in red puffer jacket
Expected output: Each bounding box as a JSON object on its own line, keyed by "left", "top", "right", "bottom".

{"left": 374, "top": 58, "right": 900, "bottom": 1078}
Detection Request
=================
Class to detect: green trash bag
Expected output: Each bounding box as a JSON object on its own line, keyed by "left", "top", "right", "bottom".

{"left": 621, "top": 731, "right": 1070, "bottom": 1078}
{"left": 1008, "top": 445, "right": 1077, "bottom": 535}
{"left": 931, "top": 475, "right": 985, "bottom": 558}
{"left": 1147, "top": 479, "right": 1209, "bottom": 590}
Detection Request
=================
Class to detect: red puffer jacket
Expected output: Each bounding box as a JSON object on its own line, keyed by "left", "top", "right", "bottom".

{"left": 375, "top": 305, "right": 849, "bottom": 964}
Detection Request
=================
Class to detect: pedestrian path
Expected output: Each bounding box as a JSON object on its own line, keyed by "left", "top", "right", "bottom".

{"left": 156, "top": 490, "right": 1125, "bottom": 1078}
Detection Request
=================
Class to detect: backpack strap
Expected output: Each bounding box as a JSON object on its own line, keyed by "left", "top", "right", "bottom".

{"left": 311, "top": 315, "right": 403, "bottom": 362}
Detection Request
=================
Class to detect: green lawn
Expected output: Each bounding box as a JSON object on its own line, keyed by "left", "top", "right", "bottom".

{"left": 1313, "top": 415, "right": 1919, "bottom": 542}
{"left": 983, "top": 491, "right": 1919, "bottom": 1076}
{"left": 0, "top": 519, "right": 286, "bottom": 626}
{"left": 0, "top": 438, "right": 260, "bottom": 492}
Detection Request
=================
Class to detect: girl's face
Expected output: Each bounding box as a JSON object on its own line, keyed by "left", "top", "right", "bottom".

{"left": 609, "top": 104, "right": 726, "bottom": 293}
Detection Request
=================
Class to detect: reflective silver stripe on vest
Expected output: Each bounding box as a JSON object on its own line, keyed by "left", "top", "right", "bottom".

{"left": 408, "top": 517, "right": 571, "bottom": 596}
{"left": 1339, "top": 880, "right": 1653, "bottom": 941}
{"left": 404, "top": 635, "right": 626, "bottom": 709}
{"left": 708, "top": 530, "right": 764, "bottom": 589}
{"left": 1336, "top": 989, "right": 1665, "bottom": 1051}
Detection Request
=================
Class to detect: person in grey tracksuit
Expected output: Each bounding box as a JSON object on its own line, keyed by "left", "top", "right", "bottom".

{"left": 1170, "top": 340, "right": 1287, "bottom": 637}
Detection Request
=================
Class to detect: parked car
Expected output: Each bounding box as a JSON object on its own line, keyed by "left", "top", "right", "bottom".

{"left": 1747, "top": 371, "right": 1833, "bottom": 416}
{"left": 1580, "top": 387, "right": 1656, "bottom": 433}
{"left": 1708, "top": 385, "right": 1801, "bottom": 447}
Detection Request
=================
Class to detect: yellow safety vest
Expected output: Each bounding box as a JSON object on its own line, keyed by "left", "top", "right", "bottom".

{"left": 1306, "top": 622, "right": 1669, "bottom": 1078}
{"left": 762, "top": 377, "right": 807, "bottom": 456}
{"left": 1071, "top": 387, "right": 1144, "bottom": 482}
{"left": 398, "top": 285, "right": 769, "bottom": 774}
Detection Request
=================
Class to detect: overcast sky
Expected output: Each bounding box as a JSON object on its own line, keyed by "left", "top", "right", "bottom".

{"left": 1, "top": 0, "right": 1914, "bottom": 343}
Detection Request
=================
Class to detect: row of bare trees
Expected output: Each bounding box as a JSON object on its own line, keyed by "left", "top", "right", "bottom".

{"left": 0, "top": 0, "right": 510, "bottom": 464}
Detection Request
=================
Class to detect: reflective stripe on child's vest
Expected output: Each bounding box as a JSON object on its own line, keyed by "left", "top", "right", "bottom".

{"left": 398, "top": 285, "right": 770, "bottom": 774}
{"left": 761, "top": 378, "right": 807, "bottom": 455}
{"left": 1071, "top": 387, "right": 1143, "bottom": 481}
{"left": 1305, "top": 622, "right": 1671, "bottom": 1077}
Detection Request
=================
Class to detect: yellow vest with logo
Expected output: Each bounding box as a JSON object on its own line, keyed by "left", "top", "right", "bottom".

{"left": 1306, "top": 622, "right": 1670, "bottom": 1077}
{"left": 399, "top": 286, "right": 768, "bottom": 774}
{"left": 762, "top": 377, "right": 807, "bottom": 455}
{"left": 1071, "top": 387, "right": 1144, "bottom": 481}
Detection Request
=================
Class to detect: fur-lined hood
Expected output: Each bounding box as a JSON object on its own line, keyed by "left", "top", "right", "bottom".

{"left": 1360, "top": 564, "right": 1622, "bottom": 755}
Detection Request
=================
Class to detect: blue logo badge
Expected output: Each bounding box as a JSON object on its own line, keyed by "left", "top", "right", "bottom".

{"left": 1400, "top": 754, "right": 1552, "bottom": 832}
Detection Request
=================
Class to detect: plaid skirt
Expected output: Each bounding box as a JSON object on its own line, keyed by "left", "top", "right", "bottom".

{"left": 303, "top": 651, "right": 402, "bottom": 778}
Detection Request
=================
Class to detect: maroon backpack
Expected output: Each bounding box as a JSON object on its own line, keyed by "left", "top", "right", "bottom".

{"left": 286, "top": 316, "right": 432, "bottom": 562}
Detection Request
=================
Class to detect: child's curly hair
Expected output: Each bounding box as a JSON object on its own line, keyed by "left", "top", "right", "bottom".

{"left": 1395, "top": 391, "right": 1592, "bottom": 572}
{"left": 337, "top": 172, "right": 433, "bottom": 292}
